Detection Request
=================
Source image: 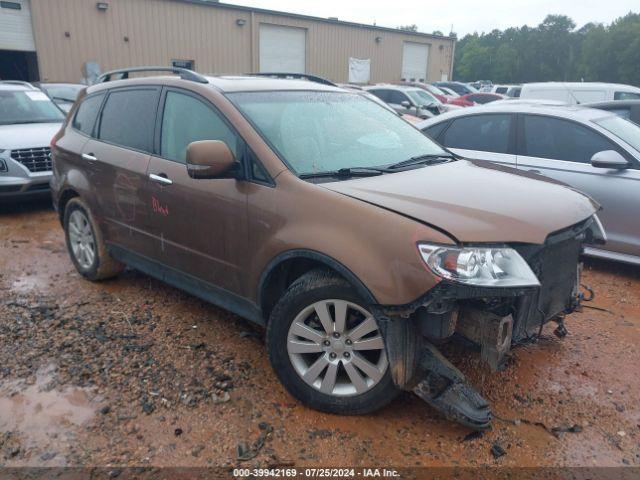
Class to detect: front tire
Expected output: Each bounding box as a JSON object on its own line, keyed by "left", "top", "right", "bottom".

{"left": 63, "top": 197, "right": 123, "bottom": 281}
{"left": 267, "top": 269, "right": 398, "bottom": 415}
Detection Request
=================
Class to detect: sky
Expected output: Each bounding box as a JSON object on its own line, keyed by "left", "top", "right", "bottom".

{"left": 225, "top": 0, "right": 638, "bottom": 36}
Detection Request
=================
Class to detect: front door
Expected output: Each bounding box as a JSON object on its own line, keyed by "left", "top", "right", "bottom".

{"left": 144, "top": 88, "right": 249, "bottom": 296}
{"left": 517, "top": 114, "right": 640, "bottom": 258}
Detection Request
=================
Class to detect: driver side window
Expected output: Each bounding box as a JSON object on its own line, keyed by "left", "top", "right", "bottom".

{"left": 160, "top": 90, "right": 237, "bottom": 164}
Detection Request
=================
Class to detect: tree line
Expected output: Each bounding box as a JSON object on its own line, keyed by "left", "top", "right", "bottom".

{"left": 453, "top": 12, "right": 640, "bottom": 86}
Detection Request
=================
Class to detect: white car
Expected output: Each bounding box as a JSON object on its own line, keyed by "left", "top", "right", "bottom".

{"left": 0, "top": 82, "right": 65, "bottom": 200}
{"left": 520, "top": 82, "right": 640, "bottom": 105}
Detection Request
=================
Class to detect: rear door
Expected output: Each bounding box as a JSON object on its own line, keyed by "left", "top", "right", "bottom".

{"left": 143, "top": 87, "right": 248, "bottom": 296}
{"left": 82, "top": 86, "right": 159, "bottom": 258}
{"left": 436, "top": 113, "right": 517, "bottom": 166}
{"left": 516, "top": 114, "right": 640, "bottom": 257}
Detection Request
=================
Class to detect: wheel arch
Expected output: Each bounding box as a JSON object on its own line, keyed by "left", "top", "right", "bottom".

{"left": 57, "top": 188, "right": 80, "bottom": 225}
{"left": 258, "top": 249, "right": 378, "bottom": 322}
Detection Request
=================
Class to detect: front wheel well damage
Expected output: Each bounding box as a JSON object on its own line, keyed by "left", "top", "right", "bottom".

{"left": 258, "top": 251, "right": 377, "bottom": 322}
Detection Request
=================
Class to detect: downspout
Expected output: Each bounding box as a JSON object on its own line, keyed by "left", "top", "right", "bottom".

{"left": 250, "top": 11, "right": 256, "bottom": 72}
{"left": 449, "top": 38, "right": 456, "bottom": 81}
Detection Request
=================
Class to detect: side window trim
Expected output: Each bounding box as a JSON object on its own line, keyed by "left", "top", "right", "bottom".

{"left": 71, "top": 92, "right": 107, "bottom": 139}
{"left": 96, "top": 85, "right": 161, "bottom": 155}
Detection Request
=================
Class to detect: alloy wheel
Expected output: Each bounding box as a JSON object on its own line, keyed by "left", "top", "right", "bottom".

{"left": 287, "top": 299, "right": 388, "bottom": 397}
{"left": 68, "top": 209, "right": 96, "bottom": 270}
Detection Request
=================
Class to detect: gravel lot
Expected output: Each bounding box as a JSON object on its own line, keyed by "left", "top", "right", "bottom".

{"left": 1, "top": 200, "right": 639, "bottom": 469}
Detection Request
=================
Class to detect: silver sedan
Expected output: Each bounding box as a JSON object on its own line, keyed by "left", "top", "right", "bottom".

{"left": 417, "top": 104, "right": 640, "bottom": 265}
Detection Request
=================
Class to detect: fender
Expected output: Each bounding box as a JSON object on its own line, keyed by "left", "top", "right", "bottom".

{"left": 257, "top": 249, "right": 378, "bottom": 310}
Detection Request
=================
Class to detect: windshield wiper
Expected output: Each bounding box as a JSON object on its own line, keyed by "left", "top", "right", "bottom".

{"left": 387, "top": 153, "right": 455, "bottom": 170}
{"left": 4, "top": 120, "right": 58, "bottom": 125}
{"left": 299, "top": 167, "right": 386, "bottom": 179}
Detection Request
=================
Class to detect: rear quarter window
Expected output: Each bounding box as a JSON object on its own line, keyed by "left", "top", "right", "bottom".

{"left": 72, "top": 93, "right": 104, "bottom": 136}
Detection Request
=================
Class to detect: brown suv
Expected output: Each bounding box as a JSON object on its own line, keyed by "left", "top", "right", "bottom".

{"left": 51, "top": 67, "right": 605, "bottom": 429}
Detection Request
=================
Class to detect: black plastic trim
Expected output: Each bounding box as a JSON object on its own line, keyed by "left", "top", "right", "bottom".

{"left": 108, "top": 244, "right": 264, "bottom": 325}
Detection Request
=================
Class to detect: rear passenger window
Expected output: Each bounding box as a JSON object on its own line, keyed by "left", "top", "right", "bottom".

{"left": 388, "top": 91, "right": 409, "bottom": 105}
{"left": 369, "top": 90, "right": 390, "bottom": 103}
{"left": 441, "top": 114, "right": 511, "bottom": 153}
{"left": 73, "top": 93, "right": 104, "bottom": 136}
{"left": 99, "top": 88, "right": 158, "bottom": 152}
{"left": 160, "top": 91, "right": 237, "bottom": 163}
{"left": 522, "top": 115, "right": 617, "bottom": 163}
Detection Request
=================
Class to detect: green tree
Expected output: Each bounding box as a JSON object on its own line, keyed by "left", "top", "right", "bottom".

{"left": 452, "top": 12, "right": 640, "bottom": 86}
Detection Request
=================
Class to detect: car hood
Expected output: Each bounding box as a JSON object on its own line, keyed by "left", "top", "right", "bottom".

{"left": 0, "top": 122, "right": 62, "bottom": 150}
{"left": 322, "top": 160, "right": 598, "bottom": 244}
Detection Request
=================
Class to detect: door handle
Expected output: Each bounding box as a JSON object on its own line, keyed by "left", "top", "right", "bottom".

{"left": 527, "top": 169, "right": 541, "bottom": 174}
{"left": 82, "top": 153, "right": 97, "bottom": 162}
{"left": 149, "top": 173, "right": 173, "bottom": 185}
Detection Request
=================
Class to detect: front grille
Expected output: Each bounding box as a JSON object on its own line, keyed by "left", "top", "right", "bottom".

{"left": 512, "top": 219, "right": 589, "bottom": 340}
{"left": 10, "top": 147, "right": 52, "bottom": 172}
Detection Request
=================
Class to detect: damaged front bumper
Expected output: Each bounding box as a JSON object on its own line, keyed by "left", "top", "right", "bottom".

{"left": 373, "top": 216, "right": 604, "bottom": 429}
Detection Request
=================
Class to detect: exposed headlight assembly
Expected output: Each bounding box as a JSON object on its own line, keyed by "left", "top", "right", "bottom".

{"left": 419, "top": 244, "right": 540, "bottom": 288}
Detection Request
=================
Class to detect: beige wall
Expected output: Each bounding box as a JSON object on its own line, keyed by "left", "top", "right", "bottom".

{"left": 30, "top": 0, "right": 454, "bottom": 84}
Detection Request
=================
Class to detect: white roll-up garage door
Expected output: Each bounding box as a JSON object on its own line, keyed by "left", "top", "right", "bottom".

{"left": 0, "top": 0, "right": 36, "bottom": 51}
{"left": 259, "top": 24, "right": 306, "bottom": 73}
{"left": 401, "top": 42, "right": 429, "bottom": 82}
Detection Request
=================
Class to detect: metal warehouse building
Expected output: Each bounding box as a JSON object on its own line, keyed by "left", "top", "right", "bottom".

{"left": 0, "top": 0, "right": 455, "bottom": 84}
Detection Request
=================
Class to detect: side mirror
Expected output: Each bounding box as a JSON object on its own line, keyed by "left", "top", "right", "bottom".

{"left": 186, "top": 140, "right": 238, "bottom": 179}
{"left": 423, "top": 102, "right": 441, "bottom": 114}
{"left": 590, "top": 150, "right": 629, "bottom": 170}
{"left": 400, "top": 100, "right": 411, "bottom": 109}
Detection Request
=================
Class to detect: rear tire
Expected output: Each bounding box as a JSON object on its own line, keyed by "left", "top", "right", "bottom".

{"left": 267, "top": 269, "right": 398, "bottom": 415}
{"left": 63, "top": 197, "right": 123, "bottom": 281}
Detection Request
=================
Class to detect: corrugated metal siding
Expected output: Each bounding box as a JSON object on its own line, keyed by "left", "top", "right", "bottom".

{"left": 0, "top": 0, "right": 36, "bottom": 52}
{"left": 29, "top": 0, "right": 454, "bottom": 84}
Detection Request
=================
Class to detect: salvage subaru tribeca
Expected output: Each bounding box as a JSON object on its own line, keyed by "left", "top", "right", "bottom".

{"left": 51, "top": 67, "right": 605, "bottom": 429}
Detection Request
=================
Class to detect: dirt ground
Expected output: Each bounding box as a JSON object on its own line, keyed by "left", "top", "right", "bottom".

{"left": 1, "top": 199, "right": 639, "bottom": 471}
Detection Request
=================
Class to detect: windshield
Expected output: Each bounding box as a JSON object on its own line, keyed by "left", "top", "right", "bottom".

{"left": 228, "top": 91, "right": 448, "bottom": 175}
{"left": 593, "top": 115, "right": 640, "bottom": 152}
{"left": 0, "top": 90, "right": 65, "bottom": 125}
{"left": 407, "top": 89, "right": 441, "bottom": 106}
{"left": 41, "top": 84, "right": 83, "bottom": 102}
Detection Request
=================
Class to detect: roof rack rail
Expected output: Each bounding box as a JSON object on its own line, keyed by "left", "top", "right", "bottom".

{"left": 247, "top": 72, "right": 337, "bottom": 87}
{"left": 0, "top": 80, "right": 37, "bottom": 90}
{"left": 96, "top": 66, "right": 208, "bottom": 84}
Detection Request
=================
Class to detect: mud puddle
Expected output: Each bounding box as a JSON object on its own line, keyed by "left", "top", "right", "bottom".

{"left": 0, "top": 364, "right": 100, "bottom": 465}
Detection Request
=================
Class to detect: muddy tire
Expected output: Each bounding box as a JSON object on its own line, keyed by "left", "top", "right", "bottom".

{"left": 267, "top": 269, "right": 398, "bottom": 415}
{"left": 63, "top": 197, "right": 123, "bottom": 281}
